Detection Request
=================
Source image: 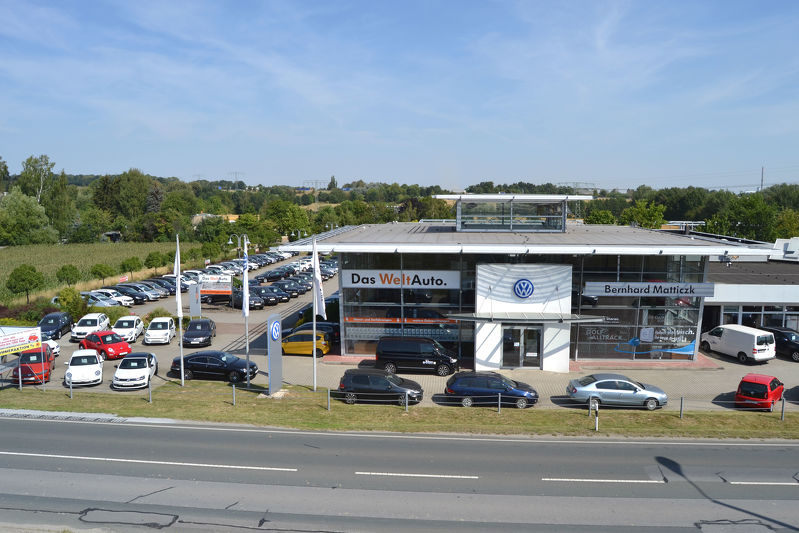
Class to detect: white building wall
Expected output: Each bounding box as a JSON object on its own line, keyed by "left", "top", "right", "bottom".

{"left": 706, "top": 284, "right": 799, "bottom": 304}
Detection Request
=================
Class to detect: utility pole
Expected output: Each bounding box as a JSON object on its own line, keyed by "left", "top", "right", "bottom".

{"left": 760, "top": 166, "right": 764, "bottom": 191}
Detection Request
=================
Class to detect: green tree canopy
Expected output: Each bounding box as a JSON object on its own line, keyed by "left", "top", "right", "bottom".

{"left": 57, "top": 287, "right": 88, "bottom": 320}
{"left": 16, "top": 154, "right": 55, "bottom": 203}
{"left": 120, "top": 256, "right": 143, "bottom": 276}
{"left": 7, "top": 264, "right": 45, "bottom": 304}
{"left": 704, "top": 193, "right": 777, "bottom": 242}
{"left": 620, "top": 200, "right": 667, "bottom": 229}
{"left": 0, "top": 156, "right": 8, "bottom": 192}
{"left": 90, "top": 263, "right": 116, "bottom": 284}
{"left": 0, "top": 187, "right": 59, "bottom": 245}
{"left": 775, "top": 208, "right": 799, "bottom": 239}
{"left": 144, "top": 251, "right": 168, "bottom": 273}
{"left": 55, "top": 264, "right": 81, "bottom": 286}
{"left": 585, "top": 209, "right": 617, "bottom": 224}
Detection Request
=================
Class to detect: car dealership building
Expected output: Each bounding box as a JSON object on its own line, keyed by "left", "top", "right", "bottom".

{"left": 283, "top": 194, "right": 799, "bottom": 373}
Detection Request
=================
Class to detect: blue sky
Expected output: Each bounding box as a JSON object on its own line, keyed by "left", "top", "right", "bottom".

{"left": 1, "top": 0, "right": 798, "bottom": 191}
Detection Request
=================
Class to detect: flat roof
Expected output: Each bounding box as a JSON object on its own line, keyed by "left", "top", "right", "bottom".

{"left": 283, "top": 222, "right": 773, "bottom": 257}
{"left": 708, "top": 261, "right": 799, "bottom": 285}
{"left": 434, "top": 194, "right": 593, "bottom": 202}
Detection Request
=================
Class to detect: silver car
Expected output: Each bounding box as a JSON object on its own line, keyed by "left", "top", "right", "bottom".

{"left": 566, "top": 373, "right": 668, "bottom": 410}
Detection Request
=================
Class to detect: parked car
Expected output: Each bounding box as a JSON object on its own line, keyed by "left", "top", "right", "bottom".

{"left": 230, "top": 289, "right": 264, "bottom": 310}
{"left": 335, "top": 368, "right": 423, "bottom": 405}
{"left": 759, "top": 326, "right": 799, "bottom": 362}
{"left": 206, "top": 264, "right": 236, "bottom": 276}
{"left": 163, "top": 273, "right": 197, "bottom": 286}
{"left": 282, "top": 330, "right": 330, "bottom": 357}
{"left": 735, "top": 373, "right": 784, "bottom": 411}
{"left": 117, "top": 283, "right": 160, "bottom": 301}
{"left": 445, "top": 371, "right": 539, "bottom": 409}
{"left": 258, "top": 285, "right": 291, "bottom": 303}
{"left": 255, "top": 269, "right": 290, "bottom": 283}
{"left": 112, "top": 315, "right": 144, "bottom": 343}
{"left": 288, "top": 321, "right": 340, "bottom": 343}
{"left": 182, "top": 318, "right": 216, "bottom": 347}
{"left": 272, "top": 279, "right": 305, "bottom": 297}
{"left": 38, "top": 311, "right": 73, "bottom": 340}
{"left": 375, "top": 336, "right": 459, "bottom": 376}
{"left": 64, "top": 349, "right": 104, "bottom": 387}
{"left": 80, "top": 291, "right": 121, "bottom": 307}
{"left": 700, "top": 324, "right": 776, "bottom": 364}
{"left": 91, "top": 288, "right": 134, "bottom": 307}
{"left": 71, "top": 313, "right": 110, "bottom": 342}
{"left": 249, "top": 286, "right": 279, "bottom": 305}
{"left": 170, "top": 350, "right": 258, "bottom": 383}
{"left": 144, "top": 317, "right": 176, "bottom": 345}
{"left": 79, "top": 330, "right": 132, "bottom": 360}
{"left": 107, "top": 285, "right": 147, "bottom": 305}
{"left": 11, "top": 345, "right": 55, "bottom": 384}
{"left": 566, "top": 373, "right": 668, "bottom": 410}
{"left": 112, "top": 352, "right": 158, "bottom": 390}
{"left": 145, "top": 278, "right": 177, "bottom": 295}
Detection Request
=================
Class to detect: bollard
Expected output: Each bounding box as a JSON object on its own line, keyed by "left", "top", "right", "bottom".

{"left": 327, "top": 388, "right": 331, "bottom": 411}
{"left": 148, "top": 376, "right": 152, "bottom": 404}
{"left": 68, "top": 378, "right": 73, "bottom": 399}
{"left": 498, "top": 392, "right": 501, "bottom": 414}
{"left": 404, "top": 392, "right": 409, "bottom": 413}
{"left": 680, "top": 396, "right": 684, "bottom": 419}
{"left": 594, "top": 410, "right": 599, "bottom": 432}
{"left": 781, "top": 397, "right": 786, "bottom": 421}
{"left": 18, "top": 362, "right": 22, "bottom": 391}
{"left": 232, "top": 384, "right": 236, "bottom": 406}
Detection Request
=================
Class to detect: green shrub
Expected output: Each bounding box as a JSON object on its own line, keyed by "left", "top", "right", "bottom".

{"left": 144, "top": 307, "right": 177, "bottom": 326}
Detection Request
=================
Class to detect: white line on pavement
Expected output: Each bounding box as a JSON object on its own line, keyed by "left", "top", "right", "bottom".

{"left": 542, "top": 477, "right": 664, "bottom": 484}
{"left": 0, "top": 451, "right": 297, "bottom": 472}
{"left": 356, "top": 471, "right": 479, "bottom": 479}
{"left": 729, "top": 481, "right": 798, "bottom": 486}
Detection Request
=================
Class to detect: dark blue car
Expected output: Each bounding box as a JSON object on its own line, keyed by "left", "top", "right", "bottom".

{"left": 445, "top": 371, "right": 538, "bottom": 409}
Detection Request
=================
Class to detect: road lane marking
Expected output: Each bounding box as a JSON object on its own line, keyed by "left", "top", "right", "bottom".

{"left": 542, "top": 477, "right": 664, "bottom": 484}
{"left": 0, "top": 451, "right": 297, "bottom": 472}
{"left": 356, "top": 471, "right": 479, "bottom": 479}
{"left": 729, "top": 481, "right": 798, "bottom": 486}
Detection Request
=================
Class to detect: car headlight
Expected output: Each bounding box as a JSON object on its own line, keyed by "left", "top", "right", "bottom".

{"left": 66, "top": 372, "right": 72, "bottom": 379}
{"left": 108, "top": 348, "right": 115, "bottom": 354}
{"left": 450, "top": 357, "right": 458, "bottom": 363}
{"left": 137, "top": 375, "right": 146, "bottom": 381}
{"left": 94, "top": 370, "right": 101, "bottom": 376}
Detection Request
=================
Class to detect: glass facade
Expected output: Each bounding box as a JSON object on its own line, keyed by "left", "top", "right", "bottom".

{"left": 340, "top": 251, "right": 707, "bottom": 364}
{"left": 457, "top": 200, "right": 565, "bottom": 232}
{"left": 719, "top": 305, "right": 799, "bottom": 330}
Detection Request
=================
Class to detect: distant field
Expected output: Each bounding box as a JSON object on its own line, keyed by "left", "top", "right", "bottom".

{"left": 0, "top": 242, "right": 202, "bottom": 304}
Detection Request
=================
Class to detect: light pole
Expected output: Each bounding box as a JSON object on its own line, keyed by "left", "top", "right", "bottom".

{"left": 227, "top": 233, "right": 252, "bottom": 388}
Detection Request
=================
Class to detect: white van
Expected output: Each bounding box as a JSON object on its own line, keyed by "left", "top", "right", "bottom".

{"left": 700, "top": 324, "right": 776, "bottom": 364}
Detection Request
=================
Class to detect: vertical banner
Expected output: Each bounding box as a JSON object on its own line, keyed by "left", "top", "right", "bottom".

{"left": 189, "top": 284, "right": 202, "bottom": 317}
{"left": 242, "top": 244, "right": 250, "bottom": 317}
{"left": 174, "top": 236, "right": 183, "bottom": 318}
{"left": 267, "top": 314, "right": 282, "bottom": 395}
{"left": 312, "top": 239, "right": 327, "bottom": 320}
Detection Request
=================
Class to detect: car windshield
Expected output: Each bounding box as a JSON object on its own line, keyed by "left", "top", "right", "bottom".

{"left": 190, "top": 323, "right": 209, "bottom": 331}
{"left": 39, "top": 317, "right": 57, "bottom": 325}
{"left": 578, "top": 375, "right": 598, "bottom": 386}
{"left": 78, "top": 319, "right": 97, "bottom": 327}
{"left": 101, "top": 333, "right": 123, "bottom": 343}
{"left": 787, "top": 332, "right": 799, "bottom": 342}
{"left": 500, "top": 376, "right": 516, "bottom": 389}
{"left": 119, "top": 358, "right": 147, "bottom": 369}
{"left": 386, "top": 374, "right": 404, "bottom": 386}
{"left": 71, "top": 355, "right": 98, "bottom": 365}
{"left": 20, "top": 353, "right": 44, "bottom": 364}
{"left": 151, "top": 322, "right": 168, "bottom": 330}
{"left": 116, "top": 320, "right": 135, "bottom": 328}
{"left": 219, "top": 352, "right": 238, "bottom": 364}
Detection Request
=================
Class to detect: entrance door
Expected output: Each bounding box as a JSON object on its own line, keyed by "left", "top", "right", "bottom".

{"left": 502, "top": 326, "right": 542, "bottom": 368}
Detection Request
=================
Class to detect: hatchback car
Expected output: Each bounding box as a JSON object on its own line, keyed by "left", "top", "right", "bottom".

{"left": 335, "top": 368, "right": 423, "bottom": 405}
{"left": 760, "top": 327, "right": 799, "bottom": 362}
{"left": 64, "top": 349, "right": 104, "bottom": 387}
{"left": 79, "top": 330, "right": 132, "bottom": 360}
{"left": 144, "top": 317, "right": 176, "bottom": 345}
{"left": 71, "top": 313, "right": 110, "bottom": 341}
{"left": 107, "top": 285, "right": 147, "bottom": 305}
{"left": 735, "top": 373, "right": 784, "bottom": 411}
{"left": 38, "top": 311, "right": 73, "bottom": 340}
{"left": 445, "top": 371, "right": 538, "bottom": 409}
{"left": 112, "top": 352, "right": 158, "bottom": 390}
{"left": 258, "top": 285, "right": 291, "bottom": 303}
{"left": 566, "top": 373, "right": 668, "bottom": 410}
{"left": 183, "top": 318, "right": 216, "bottom": 347}
{"left": 230, "top": 289, "right": 264, "bottom": 310}
{"left": 92, "top": 288, "right": 134, "bottom": 307}
{"left": 282, "top": 331, "right": 330, "bottom": 357}
{"left": 288, "top": 322, "right": 340, "bottom": 343}
{"left": 11, "top": 345, "right": 55, "bottom": 384}
{"left": 248, "top": 286, "right": 279, "bottom": 305}
{"left": 170, "top": 350, "right": 257, "bottom": 383}
{"left": 112, "top": 316, "right": 144, "bottom": 343}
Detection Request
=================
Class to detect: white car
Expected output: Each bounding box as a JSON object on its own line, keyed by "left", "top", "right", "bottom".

{"left": 144, "top": 317, "right": 176, "bottom": 345}
{"left": 112, "top": 316, "right": 145, "bottom": 343}
{"left": 92, "top": 288, "right": 134, "bottom": 307}
{"left": 45, "top": 339, "right": 60, "bottom": 358}
{"left": 206, "top": 265, "right": 237, "bottom": 276}
{"left": 163, "top": 274, "right": 197, "bottom": 285}
{"left": 112, "top": 352, "right": 158, "bottom": 390}
{"left": 71, "top": 313, "right": 110, "bottom": 341}
{"left": 64, "top": 349, "right": 103, "bottom": 386}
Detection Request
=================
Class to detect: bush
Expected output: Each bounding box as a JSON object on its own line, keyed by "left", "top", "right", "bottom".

{"left": 90, "top": 263, "right": 116, "bottom": 284}
{"left": 120, "top": 256, "right": 143, "bottom": 276}
{"left": 0, "top": 317, "right": 37, "bottom": 327}
{"left": 56, "top": 264, "right": 81, "bottom": 286}
{"left": 57, "top": 287, "right": 88, "bottom": 320}
{"left": 144, "top": 307, "right": 177, "bottom": 326}
{"left": 103, "top": 306, "right": 134, "bottom": 326}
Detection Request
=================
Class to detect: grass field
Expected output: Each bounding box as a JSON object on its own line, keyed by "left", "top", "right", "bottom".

{"left": 1, "top": 381, "right": 796, "bottom": 439}
{"left": 0, "top": 242, "right": 202, "bottom": 304}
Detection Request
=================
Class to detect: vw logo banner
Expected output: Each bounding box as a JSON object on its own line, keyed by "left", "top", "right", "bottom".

{"left": 513, "top": 279, "right": 534, "bottom": 299}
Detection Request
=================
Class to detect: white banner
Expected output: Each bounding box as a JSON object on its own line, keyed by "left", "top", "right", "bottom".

{"left": 342, "top": 270, "right": 460, "bottom": 289}
{"left": 0, "top": 327, "right": 42, "bottom": 358}
{"left": 583, "top": 282, "right": 715, "bottom": 297}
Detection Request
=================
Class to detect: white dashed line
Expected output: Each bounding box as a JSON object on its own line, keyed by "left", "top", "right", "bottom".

{"left": 356, "top": 471, "right": 479, "bottom": 479}
{"left": 542, "top": 477, "right": 664, "bottom": 484}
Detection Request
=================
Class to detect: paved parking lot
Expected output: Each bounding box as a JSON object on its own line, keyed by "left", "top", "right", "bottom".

{"left": 3, "top": 274, "right": 799, "bottom": 411}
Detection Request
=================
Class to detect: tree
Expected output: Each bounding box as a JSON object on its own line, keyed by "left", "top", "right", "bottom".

{"left": 704, "top": 193, "right": 777, "bottom": 241}
{"left": 57, "top": 287, "right": 88, "bottom": 320}
{"left": 585, "top": 209, "right": 617, "bottom": 224}
{"left": 328, "top": 175, "right": 337, "bottom": 190}
{"left": 16, "top": 154, "right": 55, "bottom": 203}
{"left": 69, "top": 206, "right": 113, "bottom": 243}
{"left": 775, "top": 208, "right": 799, "bottom": 239}
{"left": 120, "top": 257, "right": 143, "bottom": 276}
{"left": 0, "top": 156, "right": 8, "bottom": 192}
{"left": 41, "top": 170, "right": 76, "bottom": 238}
{"left": 0, "top": 187, "right": 59, "bottom": 245}
{"left": 145, "top": 251, "right": 165, "bottom": 273}
{"left": 56, "top": 264, "right": 81, "bottom": 286}
{"left": 261, "top": 199, "right": 310, "bottom": 236}
{"left": 146, "top": 182, "right": 164, "bottom": 212}
{"left": 620, "top": 200, "right": 666, "bottom": 229}
{"left": 115, "top": 168, "right": 152, "bottom": 219}
{"left": 6, "top": 264, "right": 45, "bottom": 304}
{"left": 90, "top": 263, "right": 116, "bottom": 284}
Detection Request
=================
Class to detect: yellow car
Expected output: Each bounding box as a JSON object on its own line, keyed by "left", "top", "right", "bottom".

{"left": 282, "top": 331, "right": 330, "bottom": 357}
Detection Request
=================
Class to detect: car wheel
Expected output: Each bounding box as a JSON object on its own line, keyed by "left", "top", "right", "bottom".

{"left": 700, "top": 341, "right": 711, "bottom": 353}
{"left": 315, "top": 348, "right": 324, "bottom": 358}
{"left": 515, "top": 397, "right": 528, "bottom": 409}
{"left": 383, "top": 362, "right": 397, "bottom": 374}
{"left": 644, "top": 398, "right": 658, "bottom": 411}
{"left": 344, "top": 392, "right": 357, "bottom": 405}
{"left": 228, "top": 371, "right": 241, "bottom": 384}
{"left": 792, "top": 351, "right": 799, "bottom": 362}
{"left": 436, "top": 364, "right": 451, "bottom": 376}
{"left": 183, "top": 369, "right": 193, "bottom": 380}
{"left": 737, "top": 352, "right": 748, "bottom": 364}
{"left": 461, "top": 396, "right": 473, "bottom": 408}
{"left": 55, "top": 330, "right": 61, "bottom": 340}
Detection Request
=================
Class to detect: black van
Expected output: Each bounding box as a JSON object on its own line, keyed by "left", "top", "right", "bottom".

{"left": 375, "top": 336, "right": 459, "bottom": 376}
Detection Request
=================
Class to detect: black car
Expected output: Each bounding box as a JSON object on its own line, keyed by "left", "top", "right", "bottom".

{"left": 289, "top": 321, "right": 340, "bottom": 343}
{"left": 230, "top": 289, "right": 265, "bottom": 310}
{"left": 171, "top": 350, "right": 258, "bottom": 383}
{"left": 335, "top": 368, "right": 423, "bottom": 405}
{"left": 445, "top": 371, "right": 538, "bottom": 409}
{"left": 182, "top": 318, "right": 217, "bottom": 347}
{"left": 145, "top": 278, "right": 177, "bottom": 295}
{"left": 272, "top": 279, "right": 306, "bottom": 296}
{"left": 38, "top": 311, "right": 73, "bottom": 340}
{"left": 104, "top": 285, "right": 147, "bottom": 305}
{"left": 249, "top": 286, "right": 279, "bottom": 305}
{"left": 288, "top": 276, "right": 313, "bottom": 291}
{"left": 760, "top": 326, "right": 799, "bottom": 362}
{"left": 256, "top": 269, "right": 290, "bottom": 283}
{"left": 258, "top": 285, "right": 291, "bottom": 303}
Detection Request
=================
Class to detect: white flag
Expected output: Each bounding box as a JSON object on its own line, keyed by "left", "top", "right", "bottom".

{"left": 242, "top": 245, "right": 249, "bottom": 318}
{"left": 312, "top": 237, "right": 326, "bottom": 320}
{"left": 174, "top": 235, "right": 183, "bottom": 318}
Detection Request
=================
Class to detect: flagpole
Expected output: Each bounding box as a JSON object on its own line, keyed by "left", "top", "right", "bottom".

{"left": 242, "top": 235, "right": 251, "bottom": 389}
{"left": 312, "top": 239, "right": 318, "bottom": 392}
{"left": 175, "top": 235, "right": 185, "bottom": 387}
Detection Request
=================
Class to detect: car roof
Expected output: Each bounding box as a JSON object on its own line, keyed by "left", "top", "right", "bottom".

{"left": 762, "top": 326, "right": 795, "bottom": 333}
{"left": 93, "top": 330, "right": 117, "bottom": 336}
{"left": 188, "top": 318, "right": 212, "bottom": 324}
{"left": 115, "top": 315, "right": 141, "bottom": 321}
{"left": 451, "top": 371, "right": 503, "bottom": 379}
{"left": 71, "top": 349, "right": 99, "bottom": 357}
{"left": 343, "top": 368, "right": 392, "bottom": 377}
{"left": 123, "top": 352, "right": 153, "bottom": 359}
{"left": 80, "top": 313, "right": 105, "bottom": 319}
{"left": 740, "top": 373, "right": 778, "bottom": 384}
{"left": 587, "top": 373, "right": 632, "bottom": 381}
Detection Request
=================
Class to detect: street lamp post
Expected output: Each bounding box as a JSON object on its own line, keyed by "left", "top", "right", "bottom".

{"left": 227, "top": 233, "right": 252, "bottom": 388}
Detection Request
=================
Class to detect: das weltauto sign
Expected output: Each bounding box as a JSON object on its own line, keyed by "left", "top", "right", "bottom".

{"left": 342, "top": 270, "right": 460, "bottom": 289}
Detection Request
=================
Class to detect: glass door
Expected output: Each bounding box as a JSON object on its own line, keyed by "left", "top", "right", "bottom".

{"left": 522, "top": 327, "right": 541, "bottom": 368}
{"left": 502, "top": 326, "right": 542, "bottom": 368}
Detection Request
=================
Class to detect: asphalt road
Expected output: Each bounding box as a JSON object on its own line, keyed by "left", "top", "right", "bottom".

{"left": 0, "top": 416, "right": 797, "bottom": 532}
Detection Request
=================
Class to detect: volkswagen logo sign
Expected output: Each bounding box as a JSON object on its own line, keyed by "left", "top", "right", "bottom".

{"left": 270, "top": 321, "right": 281, "bottom": 341}
{"left": 513, "top": 279, "right": 534, "bottom": 299}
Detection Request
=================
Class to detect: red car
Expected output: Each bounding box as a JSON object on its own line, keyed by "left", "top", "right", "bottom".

{"left": 11, "top": 345, "right": 55, "bottom": 384}
{"left": 79, "top": 330, "right": 132, "bottom": 360}
{"left": 735, "top": 373, "right": 784, "bottom": 411}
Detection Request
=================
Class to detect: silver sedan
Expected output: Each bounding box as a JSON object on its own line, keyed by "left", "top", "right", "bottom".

{"left": 566, "top": 373, "right": 668, "bottom": 410}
